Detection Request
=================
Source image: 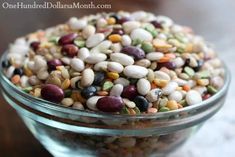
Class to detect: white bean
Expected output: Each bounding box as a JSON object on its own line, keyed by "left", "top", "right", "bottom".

{"left": 110, "top": 84, "right": 123, "bottom": 96}
{"left": 123, "top": 65, "right": 148, "bottom": 78}
{"left": 61, "top": 98, "right": 74, "bottom": 107}
{"left": 135, "top": 59, "right": 151, "bottom": 68}
{"left": 162, "top": 82, "right": 178, "bottom": 95}
{"left": 20, "top": 76, "right": 29, "bottom": 88}
{"left": 68, "top": 17, "right": 87, "bottom": 30}
{"left": 72, "top": 102, "right": 84, "bottom": 110}
{"left": 146, "top": 88, "right": 162, "bottom": 102}
{"left": 70, "top": 58, "right": 85, "bottom": 72}
{"left": 186, "top": 90, "right": 202, "bottom": 105}
{"left": 86, "top": 96, "right": 103, "bottom": 111}
{"left": 130, "top": 28, "right": 153, "bottom": 42}
{"left": 81, "top": 68, "right": 94, "bottom": 87}
{"left": 154, "top": 71, "right": 171, "bottom": 81}
{"left": 123, "top": 99, "right": 136, "bottom": 108}
{"left": 6, "top": 66, "right": 15, "bottom": 78}
{"left": 90, "top": 40, "right": 112, "bottom": 54}
{"left": 107, "top": 62, "right": 124, "bottom": 73}
{"left": 137, "top": 78, "right": 151, "bottom": 95}
{"left": 121, "top": 35, "right": 132, "bottom": 46}
{"left": 86, "top": 33, "right": 105, "bottom": 48}
{"left": 210, "top": 76, "right": 224, "bottom": 89}
{"left": 173, "top": 57, "right": 185, "bottom": 68}
{"left": 77, "top": 47, "right": 90, "bottom": 61}
{"left": 37, "top": 69, "right": 49, "bottom": 80}
{"left": 114, "top": 77, "right": 130, "bottom": 87}
{"left": 94, "top": 61, "right": 108, "bottom": 71}
{"left": 168, "top": 91, "right": 183, "bottom": 102}
{"left": 82, "top": 25, "right": 95, "bottom": 39}
{"left": 123, "top": 21, "right": 140, "bottom": 33}
{"left": 85, "top": 53, "right": 107, "bottom": 64}
{"left": 146, "top": 52, "right": 164, "bottom": 61}
{"left": 110, "top": 53, "right": 134, "bottom": 66}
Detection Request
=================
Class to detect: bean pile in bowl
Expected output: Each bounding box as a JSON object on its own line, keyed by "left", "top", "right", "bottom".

{"left": 0, "top": 11, "right": 229, "bottom": 157}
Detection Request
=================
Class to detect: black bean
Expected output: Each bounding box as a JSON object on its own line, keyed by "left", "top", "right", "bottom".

{"left": 64, "top": 90, "right": 72, "bottom": 97}
{"left": 194, "top": 60, "right": 203, "bottom": 72}
{"left": 133, "top": 96, "right": 149, "bottom": 112}
{"left": 129, "top": 78, "right": 138, "bottom": 85}
{"left": 184, "top": 58, "right": 190, "bottom": 67}
{"left": 13, "top": 68, "right": 23, "bottom": 76}
{"left": 81, "top": 86, "right": 97, "bottom": 99}
{"left": 93, "top": 72, "right": 105, "bottom": 86}
{"left": 2, "top": 60, "right": 10, "bottom": 68}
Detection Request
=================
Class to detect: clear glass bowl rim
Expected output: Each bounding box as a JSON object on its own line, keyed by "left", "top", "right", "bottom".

{"left": 0, "top": 51, "right": 231, "bottom": 119}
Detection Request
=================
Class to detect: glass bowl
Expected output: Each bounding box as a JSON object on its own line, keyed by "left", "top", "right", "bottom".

{"left": 0, "top": 51, "right": 231, "bottom": 157}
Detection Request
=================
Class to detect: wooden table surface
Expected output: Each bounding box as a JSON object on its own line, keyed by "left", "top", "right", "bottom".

{"left": 0, "top": 0, "right": 234, "bottom": 157}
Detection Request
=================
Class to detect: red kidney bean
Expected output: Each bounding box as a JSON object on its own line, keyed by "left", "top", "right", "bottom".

{"left": 117, "top": 17, "right": 130, "bottom": 24}
{"left": 151, "top": 21, "right": 163, "bottom": 29}
{"left": 157, "top": 62, "right": 176, "bottom": 70}
{"left": 202, "top": 93, "right": 211, "bottom": 100}
{"left": 58, "top": 33, "right": 78, "bottom": 45}
{"left": 96, "top": 96, "right": 124, "bottom": 112}
{"left": 41, "top": 84, "right": 64, "bottom": 103}
{"left": 61, "top": 44, "right": 79, "bottom": 57}
{"left": 47, "top": 59, "right": 63, "bottom": 70}
{"left": 30, "top": 41, "right": 40, "bottom": 51}
{"left": 111, "top": 28, "right": 124, "bottom": 35}
{"left": 121, "top": 46, "right": 145, "bottom": 60}
{"left": 121, "top": 85, "right": 138, "bottom": 100}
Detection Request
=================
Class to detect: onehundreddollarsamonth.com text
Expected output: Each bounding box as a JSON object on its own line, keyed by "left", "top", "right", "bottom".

{"left": 1, "top": 1, "right": 112, "bottom": 9}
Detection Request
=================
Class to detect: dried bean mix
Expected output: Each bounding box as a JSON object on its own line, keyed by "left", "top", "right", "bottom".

{"left": 2, "top": 11, "right": 225, "bottom": 114}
